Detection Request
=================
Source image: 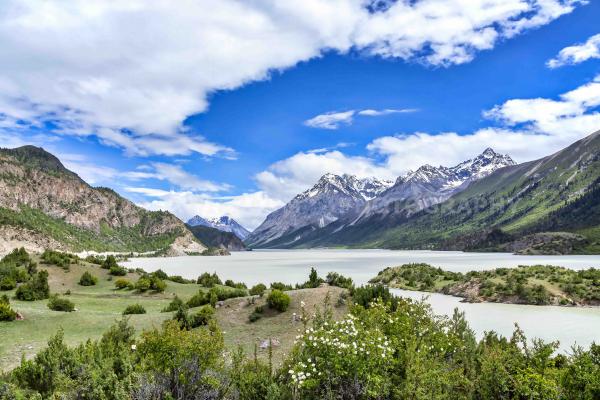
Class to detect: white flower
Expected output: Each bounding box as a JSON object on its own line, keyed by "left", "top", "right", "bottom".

{"left": 131, "top": 344, "right": 137, "bottom": 350}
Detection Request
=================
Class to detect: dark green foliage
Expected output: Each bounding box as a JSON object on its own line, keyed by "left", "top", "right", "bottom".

{"left": 78, "top": 271, "right": 98, "bottom": 286}
{"left": 84, "top": 254, "right": 104, "bottom": 265}
{"left": 47, "top": 295, "right": 75, "bottom": 312}
{"left": 15, "top": 270, "right": 49, "bottom": 301}
{"left": 325, "top": 272, "right": 354, "bottom": 289}
{"left": 122, "top": 304, "right": 146, "bottom": 315}
{"left": 101, "top": 255, "right": 118, "bottom": 270}
{"left": 0, "top": 277, "right": 16, "bottom": 290}
{"left": 168, "top": 275, "right": 194, "bottom": 284}
{"left": 296, "top": 267, "right": 324, "bottom": 289}
{"left": 350, "top": 284, "right": 398, "bottom": 310}
{"left": 196, "top": 272, "right": 222, "bottom": 287}
{"left": 225, "top": 279, "right": 247, "bottom": 289}
{"left": 152, "top": 269, "right": 169, "bottom": 280}
{"left": 40, "top": 249, "right": 78, "bottom": 269}
{"left": 248, "top": 305, "right": 265, "bottom": 323}
{"left": 173, "top": 304, "right": 215, "bottom": 329}
{"left": 270, "top": 281, "right": 292, "bottom": 291}
{"left": 186, "top": 286, "right": 247, "bottom": 308}
{"left": 0, "top": 295, "right": 17, "bottom": 321}
{"left": 249, "top": 283, "right": 267, "bottom": 296}
{"left": 267, "top": 289, "right": 290, "bottom": 312}
{"left": 162, "top": 296, "right": 184, "bottom": 312}
{"left": 109, "top": 264, "right": 128, "bottom": 276}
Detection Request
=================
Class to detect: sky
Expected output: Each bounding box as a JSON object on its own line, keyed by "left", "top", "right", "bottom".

{"left": 0, "top": 0, "right": 599, "bottom": 230}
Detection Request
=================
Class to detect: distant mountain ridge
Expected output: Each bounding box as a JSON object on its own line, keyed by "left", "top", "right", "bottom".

{"left": 187, "top": 215, "right": 251, "bottom": 240}
{"left": 0, "top": 145, "right": 205, "bottom": 255}
{"left": 245, "top": 174, "right": 392, "bottom": 247}
{"left": 264, "top": 131, "right": 600, "bottom": 254}
{"left": 186, "top": 224, "right": 246, "bottom": 251}
{"left": 246, "top": 148, "right": 514, "bottom": 248}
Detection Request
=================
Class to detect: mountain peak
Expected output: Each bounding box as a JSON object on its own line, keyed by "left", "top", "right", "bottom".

{"left": 187, "top": 215, "right": 250, "bottom": 239}
{"left": 1, "top": 145, "right": 73, "bottom": 176}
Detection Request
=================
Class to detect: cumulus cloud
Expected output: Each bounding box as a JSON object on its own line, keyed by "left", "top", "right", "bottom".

{"left": 547, "top": 33, "right": 600, "bottom": 68}
{"left": 304, "top": 108, "right": 416, "bottom": 129}
{"left": 126, "top": 188, "right": 283, "bottom": 230}
{"left": 0, "top": 0, "right": 583, "bottom": 155}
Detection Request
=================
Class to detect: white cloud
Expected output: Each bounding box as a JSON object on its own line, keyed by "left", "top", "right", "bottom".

{"left": 126, "top": 188, "right": 283, "bottom": 230}
{"left": 304, "top": 108, "right": 416, "bottom": 129}
{"left": 547, "top": 33, "right": 600, "bottom": 68}
{"left": 304, "top": 110, "right": 356, "bottom": 129}
{"left": 0, "top": 0, "right": 583, "bottom": 155}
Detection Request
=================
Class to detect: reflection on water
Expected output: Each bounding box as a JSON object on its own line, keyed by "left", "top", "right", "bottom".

{"left": 124, "top": 249, "right": 600, "bottom": 351}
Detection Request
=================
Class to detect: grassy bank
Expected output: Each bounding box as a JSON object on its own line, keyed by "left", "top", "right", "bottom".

{"left": 370, "top": 263, "right": 600, "bottom": 306}
{"left": 0, "top": 252, "right": 349, "bottom": 370}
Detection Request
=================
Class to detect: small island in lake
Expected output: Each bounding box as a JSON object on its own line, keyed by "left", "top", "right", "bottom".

{"left": 370, "top": 263, "right": 600, "bottom": 306}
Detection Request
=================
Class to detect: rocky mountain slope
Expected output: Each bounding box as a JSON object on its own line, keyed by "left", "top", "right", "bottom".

{"left": 291, "top": 130, "right": 600, "bottom": 252}
{"left": 245, "top": 174, "right": 392, "bottom": 247}
{"left": 187, "top": 215, "right": 251, "bottom": 240}
{"left": 247, "top": 149, "right": 513, "bottom": 248}
{"left": 0, "top": 146, "right": 205, "bottom": 255}
{"left": 186, "top": 224, "right": 246, "bottom": 251}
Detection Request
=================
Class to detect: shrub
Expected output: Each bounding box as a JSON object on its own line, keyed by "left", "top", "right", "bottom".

{"left": 84, "top": 255, "right": 104, "bottom": 265}
{"left": 267, "top": 289, "right": 290, "bottom": 312}
{"left": 0, "top": 296, "right": 17, "bottom": 321}
{"left": 122, "top": 304, "right": 146, "bottom": 315}
{"left": 78, "top": 271, "right": 98, "bottom": 286}
{"left": 15, "top": 270, "right": 49, "bottom": 301}
{"left": 114, "top": 278, "right": 131, "bottom": 289}
{"left": 101, "top": 255, "right": 118, "bottom": 270}
{"left": 162, "top": 296, "right": 184, "bottom": 312}
{"left": 351, "top": 285, "right": 398, "bottom": 310}
{"left": 270, "top": 282, "right": 293, "bottom": 291}
{"left": 152, "top": 269, "right": 169, "bottom": 280}
{"left": 135, "top": 277, "right": 151, "bottom": 292}
{"left": 197, "top": 272, "right": 222, "bottom": 287}
{"left": 326, "top": 272, "right": 353, "bottom": 289}
{"left": 168, "top": 275, "right": 193, "bottom": 284}
{"left": 187, "top": 291, "right": 208, "bottom": 308}
{"left": 150, "top": 276, "right": 167, "bottom": 292}
{"left": 248, "top": 311, "right": 262, "bottom": 323}
{"left": 41, "top": 250, "right": 78, "bottom": 269}
{"left": 249, "top": 283, "right": 267, "bottom": 296}
{"left": 190, "top": 305, "right": 215, "bottom": 327}
{"left": 47, "top": 295, "right": 75, "bottom": 312}
{"left": 0, "top": 277, "right": 16, "bottom": 291}
{"left": 109, "top": 264, "right": 128, "bottom": 276}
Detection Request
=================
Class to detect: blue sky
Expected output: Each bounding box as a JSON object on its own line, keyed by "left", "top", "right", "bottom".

{"left": 0, "top": 0, "right": 599, "bottom": 228}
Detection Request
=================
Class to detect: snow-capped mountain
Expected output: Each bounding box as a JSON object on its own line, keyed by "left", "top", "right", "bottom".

{"left": 356, "top": 148, "right": 515, "bottom": 221}
{"left": 245, "top": 174, "right": 392, "bottom": 247}
{"left": 187, "top": 215, "right": 251, "bottom": 240}
{"left": 247, "top": 149, "right": 514, "bottom": 248}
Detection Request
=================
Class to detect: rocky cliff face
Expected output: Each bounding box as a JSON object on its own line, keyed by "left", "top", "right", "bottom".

{"left": 0, "top": 146, "right": 205, "bottom": 255}
{"left": 245, "top": 174, "right": 391, "bottom": 247}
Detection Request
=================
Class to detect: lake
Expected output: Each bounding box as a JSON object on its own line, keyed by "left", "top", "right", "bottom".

{"left": 124, "top": 249, "right": 600, "bottom": 351}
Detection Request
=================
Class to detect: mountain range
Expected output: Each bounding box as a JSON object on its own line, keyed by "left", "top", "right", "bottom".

{"left": 0, "top": 146, "right": 206, "bottom": 255}
{"left": 245, "top": 148, "right": 517, "bottom": 248}
{"left": 187, "top": 215, "right": 251, "bottom": 240}
{"left": 245, "top": 174, "right": 392, "bottom": 247}
{"left": 246, "top": 132, "right": 600, "bottom": 254}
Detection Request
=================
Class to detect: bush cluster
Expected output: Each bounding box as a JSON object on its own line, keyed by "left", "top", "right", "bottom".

{"left": 135, "top": 275, "right": 166, "bottom": 292}
{"left": 40, "top": 250, "right": 79, "bottom": 270}
{"left": 186, "top": 286, "right": 247, "bottom": 308}
{"left": 123, "top": 304, "right": 146, "bottom": 315}
{"left": 78, "top": 271, "right": 98, "bottom": 286}
{"left": 196, "top": 272, "right": 222, "bottom": 287}
{"left": 0, "top": 295, "right": 17, "bottom": 321}
{"left": 267, "top": 289, "right": 290, "bottom": 312}
{"left": 249, "top": 283, "right": 267, "bottom": 296}
{"left": 47, "top": 295, "right": 75, "bottom": 312}
{"left": 0, "top": 248, "right": 36, "bottom": 292}
{"left": 114, "top": 278, "right": 133, "bottom": 290}
{"left": 15, "top": 270, "right": 50, "bottom": 301}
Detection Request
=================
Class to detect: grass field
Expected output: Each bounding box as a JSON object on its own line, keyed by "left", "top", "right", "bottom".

{"left": 0, "top": 257, "right": 349, "bottom": 371}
